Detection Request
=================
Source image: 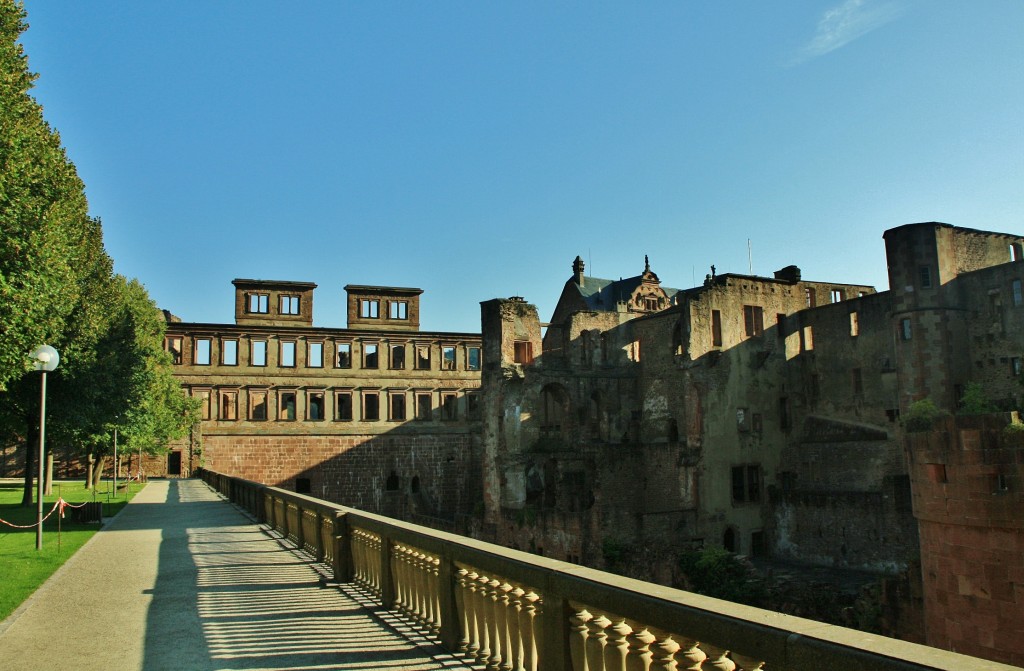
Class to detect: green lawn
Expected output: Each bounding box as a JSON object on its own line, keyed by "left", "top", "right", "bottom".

{"left": 0, "top": 480, "right": 142, "bottom": 622}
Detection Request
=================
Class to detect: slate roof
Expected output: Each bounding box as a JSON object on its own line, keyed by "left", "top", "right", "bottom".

{"left": 573, "top": 275, "right": 681, "bottom": 311}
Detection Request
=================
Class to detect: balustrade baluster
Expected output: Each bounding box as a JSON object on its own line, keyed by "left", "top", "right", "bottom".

{"left": 416, "top": 552, "right": 429, "bottom": 626}
{"left": 568, "top": 607, "right": 593, "bottom": 671}
{"left": 603, "top": 617, "right": 631, "bottom": 671}
{"left": 699, "top": 645, "right": 735, "bottom": 671}
{"left": 485, "top": 577, "right": 503, "bottom": 670}
{"left": 496, "top": 582, "right": 514, "bottom": 671}
{"left": 520, "top": 591, "right": 540, "bottom": 671}
{"left": 648, "top": 631, "right": 680, "bottom": 671}
{"left": 456, "top": 568, "right": 470, "bottom": 652}
{"left": 465, "top": 571, "right": 481, "bottom": 660}
{"left": 509, "top": 586, "right": 527, "bottom": 671}
{"left": 475, "top": 573, "right": 492, "bottom": 665}
{"left": 585, "top": 614, "right": 612, "bottom": 671}
{"left": 728, "top": 654, "right": 764, "bottom": 671}
{"left": 625, "top": 625, "right": 655, "bottom": 671}
{"left": 430, "top": 555, "right": 442, "bottom": 634}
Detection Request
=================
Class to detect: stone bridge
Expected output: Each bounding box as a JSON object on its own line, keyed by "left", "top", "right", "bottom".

{"left": 0, "top": 474, "right": 1012, "bottom": 670}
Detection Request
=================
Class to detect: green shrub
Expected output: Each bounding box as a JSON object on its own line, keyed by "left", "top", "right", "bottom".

{"left": 905, "top": 398, "right": 944, "bottom": 432}
{"left": 678, "top": 547, "right": 767, "bottom": 605}
{"left": 958, "top": 382, "right": 995, "bottom": 415}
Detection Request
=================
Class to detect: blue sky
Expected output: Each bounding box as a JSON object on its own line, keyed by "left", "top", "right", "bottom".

{"left": 18, "top": 1, "right": 1024, "bottom": 333}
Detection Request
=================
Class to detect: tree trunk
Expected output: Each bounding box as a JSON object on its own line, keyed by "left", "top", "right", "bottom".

{"left": 91, "top": 455, "right": 106, "bottom": 490}
{"left": 21, "top": 412, "right": 37, "bottom": 506}
{"left": 44, "top": 451, "right": 53, "bottom": 496}
{"left": 85, "top": 453, "right": 94, "bottom": 489}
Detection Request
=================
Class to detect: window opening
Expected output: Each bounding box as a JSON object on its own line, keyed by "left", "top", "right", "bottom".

{"left": 195, "top": 338, "right": 212, "bottom": 365}
{"left": 466, "top": 392, "right": 481, "bottom": 420}
{"left": 1013, "top": 279, "right": 1022, "bottom": 306}
{"left": 830, "top": 288, "right": 844, "bottom": 302}
{"left": 441, "top": 392, "right": 458, "bottom": 421}
{"left": 743, "top": 305, "right": 764, "bottom": 337}
{"left": 415, "top": 345, "right": 431, "bottom": 370}
{"left": 195, "top": 389, "right": 211, "bottom": 420}
{"left": 731, "top": 465, "right": 761, "bottom": 503}
{"left": 919, "top": 266, "right": 932, "bottom": 289}
{"left": 219, "top": 390, "right": 237, "bottom": 420}
{"left": 513, "top": 341, "right": 533, "bottom": 364}
{"left": 307, "top": 391, "right": 324, "bottom": 420}
{"left": 359, "top": 299, "right": 379, "bottom": 319}
{"left": 280, "top": 341, "right": 296, "bottom": 367}
{"left": 221, "top": 339, "right": 238, "bottom": 366}
{"left": 307, "top": 342, "right": 323, "bottom": 368}
{"left": 249, "top": 390, "right": 268, "bottom": 420}
{"left": 279, "top": 391, "right": 296, "bottom": 421}
{"left": 251, "top": 340, "right": 267, "bottom": 367}
{"left": 364, "top": 343, "right": 379, "bottom": 369}
{"left": 852, "top": 368, "right": 863, "bottom": 396}
{"left": 362, "top": 391, "right": 380, "bottom": 421}
{"left": 335, "top": 391, "right": 353, "bottom": 421}
{"left": 1012, "top": 243, "right": 1023, "bottom": 261}
{"left": 390, "top": 344, "right": 406, "bottom": 369}
{"left": 295, "top": 478, "right": 311, "bottom": 494}
{"left": 805, "top": 288, "right": 816, "bottom": 307}
{"left": 389, "top": 301, "right": 408, "bottom": 320}
{"left": 849, "top": 311, "right": 859, "bottom": 337}
{"left": 442, "top": 346, "right": 456, "bottom": 370}
{"left": 901, "top": 318, "right": 912, "bottom": 341}
{"left": 467, "top": 346, "right": 481, "bottom": 371}
{"left": 801, "top": 325, "right": 814, "bottom": 351}
{"left": 279, "top": 295, "right": 299, "bottom": 315}
{"left": 336, "top": 342, "right": 352, "bottom": 368}
{"left": 248, "top": 293, "right": 269, "bottom": 314}
{"left": 166, "top": 336, "right": 183, "bottom": 365}
{"left": 711, "top": 310, "right": 723, "bottom": 347}
{"left": 386, "top": 471, "right": 400, "bottom": 491}
{"left": 416, "top": 393, "right": 432, "bottom": 420}
{"left": 390, "top": 392, "right": 406, "bottom": 421}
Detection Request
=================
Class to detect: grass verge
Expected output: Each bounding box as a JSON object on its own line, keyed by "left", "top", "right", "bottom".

{"left": 0, "top": 479, "right": 142, "bottom": 622}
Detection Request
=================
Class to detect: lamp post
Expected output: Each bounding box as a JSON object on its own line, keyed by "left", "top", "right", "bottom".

{"left": 30, "top": 345, "right": 59, "bottom": 551}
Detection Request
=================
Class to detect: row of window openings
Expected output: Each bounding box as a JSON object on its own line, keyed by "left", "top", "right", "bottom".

{"left": 246, "top": 293, "right": 301, "bottom": 315}
{"left": 196, "top": 389, "right": 476, "bottom": 422}
{"left": 172, "top": 338, "right": 480, "bottom": 371}
{"left": 708, "top": 307, "right": 861, "bottom": 348}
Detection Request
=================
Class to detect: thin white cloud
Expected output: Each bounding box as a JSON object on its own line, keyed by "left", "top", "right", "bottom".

{"left": 791, "top": 0, "right": 905, "bottom": 65}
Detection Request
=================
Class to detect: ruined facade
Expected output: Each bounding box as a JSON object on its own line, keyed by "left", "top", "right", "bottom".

{"left": 480, "top": 222, "right": 1024, "bottom": 661}
{"left": 162, "top": 279, "right": 484, "bottom": 522}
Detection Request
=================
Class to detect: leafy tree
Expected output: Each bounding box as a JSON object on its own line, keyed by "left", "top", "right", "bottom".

{"left": 957, "top": 382, "right": 995, "bottom": 416}
{"left": 0, "top": 1, "right": 94, "bottom": 392}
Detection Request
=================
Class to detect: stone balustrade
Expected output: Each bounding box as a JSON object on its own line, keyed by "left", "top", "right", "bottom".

{"left": 201, "top": 470, "right": 1014, "bottom": 671}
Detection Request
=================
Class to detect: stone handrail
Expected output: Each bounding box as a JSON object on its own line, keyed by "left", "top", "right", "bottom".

{"left": 199, "top": 470, "right": 1013, "bottom": 671}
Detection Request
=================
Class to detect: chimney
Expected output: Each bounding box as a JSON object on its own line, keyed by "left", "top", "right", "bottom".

{"left": 573, "top": 256, "right": 585, "bottom": 286}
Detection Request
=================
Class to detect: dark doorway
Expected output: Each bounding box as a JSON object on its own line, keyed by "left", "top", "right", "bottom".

{"left": 167, "top": 451, "right": 182, "bottom": 476}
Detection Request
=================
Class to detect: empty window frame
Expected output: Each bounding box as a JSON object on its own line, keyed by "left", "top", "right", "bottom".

{"left": 166, "top": 336, "right": 183, "bottom": 365}
{"left": 336, "top": 342, "right": 352, "bottom": 368}
{"left": 849, "top": 311, "right": 859, "bottom": 337}
{"left": 219, "top": 390, "right": 237, "bottom": 420}
{"left": 743, "top": 305, "right": 764, "bottom": 337}
{"left": 359, "top": 299, "right": 380, "bottom": 319}
{"left": 441, "top": 346, "right": 456, "bottom": 370}
{"left": 513, "top": 341, "right": 533, "bottom": 364}
{"left": 247, "top": 293, "right": 269, "bottom": 314}
{"left": 900, "top": 318, "right": 912, "bottom": 341}
{"left": 390, "top": 343, "right": 406, "bottom": 369}
{"left": 441, "top": 392, "right": 458, "bottom": 421}
{"left": 1014, "top": 279, "right": 1022, "bottom": 307}
{"left": 280, "top": 340, "right": 296, "bottom": 368}
{"left": 335, "top": 391, "right": 353, "bottom": 421}
{"left": 731, "top": 465, "right": 761, "bottom": 504}
{"left": 415, "top": 392, "right": 432, "bottom": 420}
{"left": 805, "top": 288, "right": 816, "bottom": 308}
{"left": 278, "top": 391, "right": 297, "bottom": 421}
{"left": 1013, "top": 357, "right": 1023, "bottom": 376}
{"left": 363, "top": 343, "right": 379, "bottom": 369}
{"left": 194, "top": 338, "right": 212, "bottom": 365}
{"left": 362, "top": 391, "right": 380, "bottom": 421}
{"left": 466, "top": 392, "right": 481, "bottom": 420}
{"left": 249, "top": 389, "right": 268, "bottom": 420}
{"left": 307, "top": 391, "right": 325, "bottom": 421}
{"left": 307, "top": 341, "right": 324, "bottom": 368}
{"left": 415, "top": 345, "right": 431, "bottom": 370}
{"left": 467, "top": 346, "right": 482, "bottom": 371}
{"left": 711, "top": 310, "right": 723, "bottom": 347}
{"left": 251, "top": 339, "right": 268, "bottom": 367}
{"left": 919, "top": 266, "right": 932, "bottom": 289}
{"left": 221, "top": 339, "right": 238, "bottom": 366}
{"left": 194, "top": 388, "right": 211, "bottom": 420}
{"left": 389, "top": 392, "right": 407, "bottom": 421}
{"left": 389, "top": 301, "right": 408, "bottom": 320}
{"left": 830, "top": 288, "right": 844, "bottom": 302}
{"left": 1013, "top": 243, "right": 1024, "bottom": 262}
{"left": 801, "top": 325, "right": 814, "bottom": 351}
{"left": 279, "top": 295, "right": 300, "bottom": 315}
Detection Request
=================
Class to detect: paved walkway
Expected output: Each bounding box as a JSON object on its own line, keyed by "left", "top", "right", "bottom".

{"left": 0, "top": 479, "right": 469, "bottom": 671}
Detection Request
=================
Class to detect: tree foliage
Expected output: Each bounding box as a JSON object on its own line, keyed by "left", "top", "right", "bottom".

{"left": 0, "top": 2, "right": 198, "bottom": 500}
